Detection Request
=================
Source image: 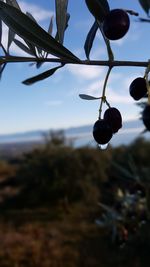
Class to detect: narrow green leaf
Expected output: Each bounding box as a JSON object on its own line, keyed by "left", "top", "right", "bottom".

{"left": 7, "top": 28, "right": 15, "bottom": 52}
{"left": 55, "top": 13, "right": 70, "bottom": 42}
{"left": 0, "top": 1, "right": 3, "bottom": 45}
{"left": 24, "top": 40, "right": 37, "bottom": 57}
{"left": 26, "top": 12, "right": 42, "bottom": 56}
{"left": 55, "top": 0, "right": 68, "bottom": 44}
{"left": 84, "top": 20, "right": 98, "bottom": 59}
{"left": 98, "top": 21, "right": 114, "bottom": 61}
{"left": 139, "top": 17, "right": 150, "bottom": 22}
{"left": 0, "top": 2, "right": 80, "bottom": 62}
{"left": 13, "top": 38, "right": 35, "bottom": 55}
{"left": 6, "top": 0, "right": 21, "bottom": 53}
{"left": 22, "top": 64, "right": 64, "bottom": 85}
{"left": 48, "top": 15, "right": 54, "bottom": 36}
{"left": 79, "top": 94, "right": 101, "bottom": 100}
{"left": 0, "top": 19, "right": 2, "bottom": 44}
{"left": 85, "top": 0, "right": 110, "bottom": 22}
{"left": 0, "top": 63, "right": 6, "bottom": 80}
{"left": 138, "top": 0, "right": 150, "bottom": 15}
{"left": 26, "top": 11, "right": 37, "bottom": 23}
{"left": 44, "top": 16, "right": 54, "bottom": 59}
{"left": 36, "top": 62, "right": 44, "bottom": 69}
{"left": 6, "top": 0, "right": 21, "bottom": 10}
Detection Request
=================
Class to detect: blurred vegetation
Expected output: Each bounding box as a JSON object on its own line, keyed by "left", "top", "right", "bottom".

{"left": 0, "top": 133, "right": 149, "bottom": 266}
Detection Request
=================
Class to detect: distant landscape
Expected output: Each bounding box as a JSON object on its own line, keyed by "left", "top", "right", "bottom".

{"left": 0, "top": 118, "right": 148, "bottom": 146}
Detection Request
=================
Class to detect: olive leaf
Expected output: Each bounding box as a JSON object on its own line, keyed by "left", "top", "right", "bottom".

{"left": 26, "top": 12, "right": 43, "bottom": 56}
{"left": 55, "top": 0, "right": 68, "bottom": 44}
{"left": 7, "top": 28, "right": 15, "bottom": 53}
{"left": 98, "top": 21, "right": 114, "bottom": 61}
{"left": 6, "top": 0, "right": 21, "bottom": 52}
{"left": 85, "top": 0, "right": 110, "bottom": 22}
{"left": 0, "top": 2, "right": 80, "bottom": 62}
{"left": 55, "top": 13, "right": 70, "bottom": 42}
{"left": 22, "top": 64, "right": 64, "bottom": 85}
{"left": 0, "top": 63, "right": 6, "bottom": 79}
{"left": 48, "top": 15, "right": 54, "bottom": 36}
{"left": 79, "top": 94, "right": 101, "bottom": 100}
{"left": 0, "top": 1, "right": 4, "bottom": 45}
{"left": 138, "top": 0, "right": 150, "bottom": 15}
{"left": 0, "top": 18, "right": 2, "bottom": 44}
{"left": 13, "top": 38, "right": 35, "bottom": 55}
{"left": 24, "top": 12, "right": 39, "bottom": 57}
{"left": 84, "top": 20, "right": 98, "bottom": 59}
{"left": 43, "top": 16, "right": 54, "bottom": 59}
{"left": 6, "top": 0, "right": 21, "bottom": 10}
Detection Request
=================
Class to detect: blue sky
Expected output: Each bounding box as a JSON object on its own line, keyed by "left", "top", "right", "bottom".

{"left": 0, "top": 0, "right": 149, "bottom": 134}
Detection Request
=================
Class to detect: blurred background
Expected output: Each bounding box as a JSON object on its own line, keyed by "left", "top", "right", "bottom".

{"left": 0, "top": 0, "right": 150, "bottom": 266}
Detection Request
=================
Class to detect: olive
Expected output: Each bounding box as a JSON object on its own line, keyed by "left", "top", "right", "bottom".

{"left": 129, "top": 77, "right": 147, "bottom": 101}
{"left": 104, "top": 107, "right": 122, "bottom": 133}
{"left": 102, "top": 9, "right": 130, "bottom": 40}
{"left": 142, "top": 104, "right": 150, "bottom": 131}
{"left": 93, "top": 119, "right": 113, "bottom": 144}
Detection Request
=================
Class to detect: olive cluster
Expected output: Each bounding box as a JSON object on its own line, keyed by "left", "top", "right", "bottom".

{"left": 86, "top": 1, "right": 150, "bottom": 143}
{"left": 88, "top": 5, "right": 129, "bottom": 145}
{"left": 93, "top": 108, "right": 122, "bottom": 145}
{"left": 129, "top": 77, "right": 150, "bottom": 131}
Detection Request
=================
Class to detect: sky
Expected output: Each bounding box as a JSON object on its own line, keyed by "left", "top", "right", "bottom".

{"left": 0, "top": 0, "right": 149, "bottom": 134}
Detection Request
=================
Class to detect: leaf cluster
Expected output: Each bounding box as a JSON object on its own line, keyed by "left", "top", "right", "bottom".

{"left": 0, "top": 0, "right": 79, "bottom": 83}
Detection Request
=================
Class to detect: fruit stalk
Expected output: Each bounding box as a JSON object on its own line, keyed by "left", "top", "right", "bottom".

{"left": 99, "top": 66, "right": 112, "bottom": 119}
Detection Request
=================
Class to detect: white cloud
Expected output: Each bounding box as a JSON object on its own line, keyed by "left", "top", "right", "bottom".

{"left": 106, "top": 87, "right": 134, "bottom": 104}
{"left": 67, "top": 64, "right": 106, "bottom": 80}
{"left": 85, "top": 80, "right": 104, "bottom": 95}
{"left": 19, "top": 1, "right": 53, "bottom": 22}
{"left": 84, "top": 82, "right": 133, "bottom": 104}
{"left": 78, "top": 70, "right": 135, "bottom": 105}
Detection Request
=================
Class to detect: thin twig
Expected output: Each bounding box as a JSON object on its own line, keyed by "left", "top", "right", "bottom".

{"left": 125, "top": 9, "right": 139, "bottom": 16}
{"left": 98, "top": 66, "right": 112, "bottom": 119}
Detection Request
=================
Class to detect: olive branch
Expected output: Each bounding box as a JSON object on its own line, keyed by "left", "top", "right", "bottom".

{"left": 0, "top": 0, "right": 150, "bottom": 145}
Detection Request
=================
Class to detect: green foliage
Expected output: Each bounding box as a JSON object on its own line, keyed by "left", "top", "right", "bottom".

{"left": 85, "top": 0, "right": 110, "bottom": 22}
{"left": 138, "top": 0, "right": 150, "bottom": 15}
{"left": 0, "top": 138, "right": 150, "bottom": 266}
{"left": 0, "top": 1, "right": 79, "bottom": 61}
{"left": 55, "top": 0, "right": 68, "bottom": 44}
{"left": 84, "top": 20, "right": 98, "bottom": 60}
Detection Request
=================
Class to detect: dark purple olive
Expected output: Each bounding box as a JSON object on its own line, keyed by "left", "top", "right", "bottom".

{"left": 102, "top": 9, "right": 130, "bottom": 40}
{"left": 129, "top": 77, "right": 147, "bottom": 101}
{"left": 93, "top": 119, "right": 113, "bottom": 144}
{"left": 104, "top": 107, "right": 122, "bottom": 133}
{"left": 142, "top": 105, "right": 150, "bottom": 131}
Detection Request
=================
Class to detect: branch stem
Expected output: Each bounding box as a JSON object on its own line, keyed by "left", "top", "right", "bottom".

{"left": 0, "top": 56, "right": 149, "bottom": 68}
